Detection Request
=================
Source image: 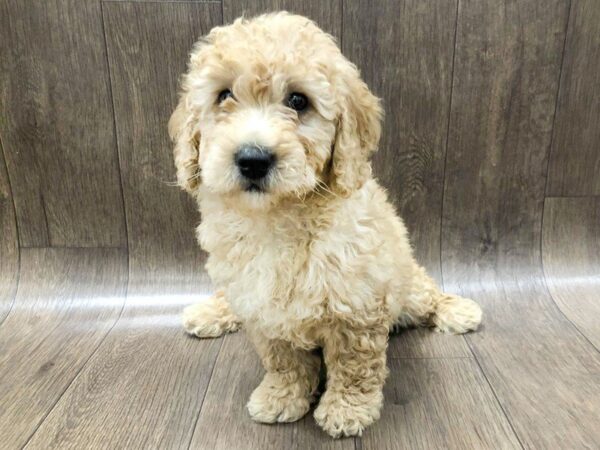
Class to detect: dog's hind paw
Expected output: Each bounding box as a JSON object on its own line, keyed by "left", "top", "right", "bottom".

{"left": 432, "top": 294, "right": 482, "bottom": 334}
{"left": 182, "top": 292, "right": 241, "bottom": 338}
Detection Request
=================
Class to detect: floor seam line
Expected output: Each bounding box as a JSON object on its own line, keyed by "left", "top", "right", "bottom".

{"left": 539, "top": 209, "right": 600, "bottom": 355}
{"left": 0, "top": 131, "right": 22, "bottom": 327}
{"left": 542, "top": 0, "right": 572, "bottom": 198}
{"left": 439, "top": 0, "right": 461, "bottom": 292}
{"left": 464, "top": 337, "right": 526, "bottom": 450}
{"left": 186, "top": 334, "right": 227, "bottom": 450}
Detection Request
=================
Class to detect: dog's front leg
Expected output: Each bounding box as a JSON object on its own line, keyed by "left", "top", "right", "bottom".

{"left": 314, "top": 319, "right": 389, "bottom": 438}
{"left": 246, "top": 326, "right": 320, "bottom": 423}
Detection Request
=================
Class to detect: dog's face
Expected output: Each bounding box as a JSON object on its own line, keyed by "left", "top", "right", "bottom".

{"left": 170, "top": 13, "right": 382, "bottom": 209}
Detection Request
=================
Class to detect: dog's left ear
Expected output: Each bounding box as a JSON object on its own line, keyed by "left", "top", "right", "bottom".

{"left": 169, "top": 92, "right": 201, "bottom": 194}
{"left": 329, "top": 66, "right": 383, "bottom": 197}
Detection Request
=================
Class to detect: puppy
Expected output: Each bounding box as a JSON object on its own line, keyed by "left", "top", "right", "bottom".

{"left": 170, "top": 12, "right": 482, "bottom": 438}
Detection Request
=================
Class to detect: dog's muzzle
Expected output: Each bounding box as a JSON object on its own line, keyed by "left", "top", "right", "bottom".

{"left": 235, "top": 145, "right": 275, "bottom": 190}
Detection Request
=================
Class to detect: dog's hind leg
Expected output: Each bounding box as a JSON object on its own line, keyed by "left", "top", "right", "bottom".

{"left": 429, "top": 289, "right": 482, "bottom": 334}
{"left": 389, "top": 264, "right": 482, "bottom": 334}
{"left": 182, "top": 290, "right": 241, "bottom": 338}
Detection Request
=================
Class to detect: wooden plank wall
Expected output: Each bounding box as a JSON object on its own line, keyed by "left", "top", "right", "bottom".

{"left": 0, "top": 0, "right": 126, "bottom": 247}
{"left": 546, "top": 0, "right": 600, "bottom": 196}
{"left": 23, "top": 5, "right": 225, "bottom": 449}
{"left": 343, "top": 0, "right": 457, "bottom": 275}
{"left": 441, "top": 1, "right": 600, "bottom": 448}
{"left": 1, "top": 0, "right": 599, "bottom": 448}
{"left": 2, "top": 1, "right": 599, "bottom": 260}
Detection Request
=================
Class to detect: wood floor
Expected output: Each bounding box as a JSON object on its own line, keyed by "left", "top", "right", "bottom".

{"left": 1, "top": 0, "right": 600, "bottom": 449}
{"left": 0, "top": 215, "right": 599, "bottom": 450}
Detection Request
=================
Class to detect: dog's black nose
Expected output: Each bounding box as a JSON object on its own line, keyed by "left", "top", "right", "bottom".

{"left": 235, "top": 145, "right": 275, "bottom": 181}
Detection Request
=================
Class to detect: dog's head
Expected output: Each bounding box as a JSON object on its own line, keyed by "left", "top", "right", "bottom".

{"left": 169, "top": 12, "right": 382, "bottom": 209}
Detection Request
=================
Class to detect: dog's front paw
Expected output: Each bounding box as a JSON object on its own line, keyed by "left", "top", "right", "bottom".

{"left": 247, "top": 374, "right": 312, "bottom": 423}
{"left": 314, "top": 390, "right": 382, "bottom": 438}
{"left": 182, "top": 292, "right": 241, "bottom": 338}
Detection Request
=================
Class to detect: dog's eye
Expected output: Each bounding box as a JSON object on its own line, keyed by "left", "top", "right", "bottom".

{"left": 217, "top": 89, "right": 233, "bottom": 104}
{"left": 287, "top": 93, "right": 309, "bottom": 112}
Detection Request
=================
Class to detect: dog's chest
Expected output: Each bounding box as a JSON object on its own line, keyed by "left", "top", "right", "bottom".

{"left": 197, "top": 195, "right": 391, "bottom": 344}
{"left": 198, "top": 210, "right": 346, "bottom": 338}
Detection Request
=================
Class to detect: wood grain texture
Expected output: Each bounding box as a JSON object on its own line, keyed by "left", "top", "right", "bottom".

{"left": 343, "top": 0, "right": 457, "bottom": 273}
{"left": 109, "top": 0, "right": 219, "bottom": 2}
{"left": 450, "top": 278, "right": 600, "bottom": 449}
{"left": 442, "top": 0, "right": 568, "bottom": 271}
{"left": 24, "top": 4, "right": 224, "bottom": 449}
{"left": 547, "top": 0, "right": 600, "bottom": 195}
{"left": 0, "top": 248, "right": 127, "bottom": 449}
{"left": 189, "top": 332, "right": 351, "bottom": 450}
{"left": 192, "top": 336, "right": 517, "bottom": 449}
{"left": 542, "top": 197, "right": 600, "bottom": 349}
{"left": 223, "top": 0, "right": 342, "bottom": 40}
{"left": 103, "top": 0, "right": 217, "bottom": 271}
{"left": 343, "top": 0, "right": 470, "bottom": 359}
{"left": 24, "top": 290, "right": 222, "bottom": 450}
{"left": 1, "top": 1, "right": 599, "bottom": 448}
{"left": 190, "top": 332, "right": 298, "bottom": 449}
{"left": 387, "top": 262, "right": 470, "bottom": 359}
{"left": 360, "top": 359, "right": 521, "bottom": 450}
{"left": 443, "top": 1, "right": 600, "bottom": 448}
{"left": 0, "top": 0, "right": 126, "bottom": 247}
{"left": 388, "top": 328, "right": 470, "bottom": 359}
{"left": 0, "top": 139, "right": 18, "bottom": 323}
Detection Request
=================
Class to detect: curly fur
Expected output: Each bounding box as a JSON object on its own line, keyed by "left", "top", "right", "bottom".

{"left": 171, "top": 12, "right": 482, "bottom": 438}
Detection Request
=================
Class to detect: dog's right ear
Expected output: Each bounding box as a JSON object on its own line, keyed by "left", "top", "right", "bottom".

{"left": 169, "top": 92, "right": 201, "bottom": 193}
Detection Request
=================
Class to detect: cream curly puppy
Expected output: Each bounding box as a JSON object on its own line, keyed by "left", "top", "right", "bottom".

{"left": 170, "top": 12, "right": 482, "bottom": 438}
